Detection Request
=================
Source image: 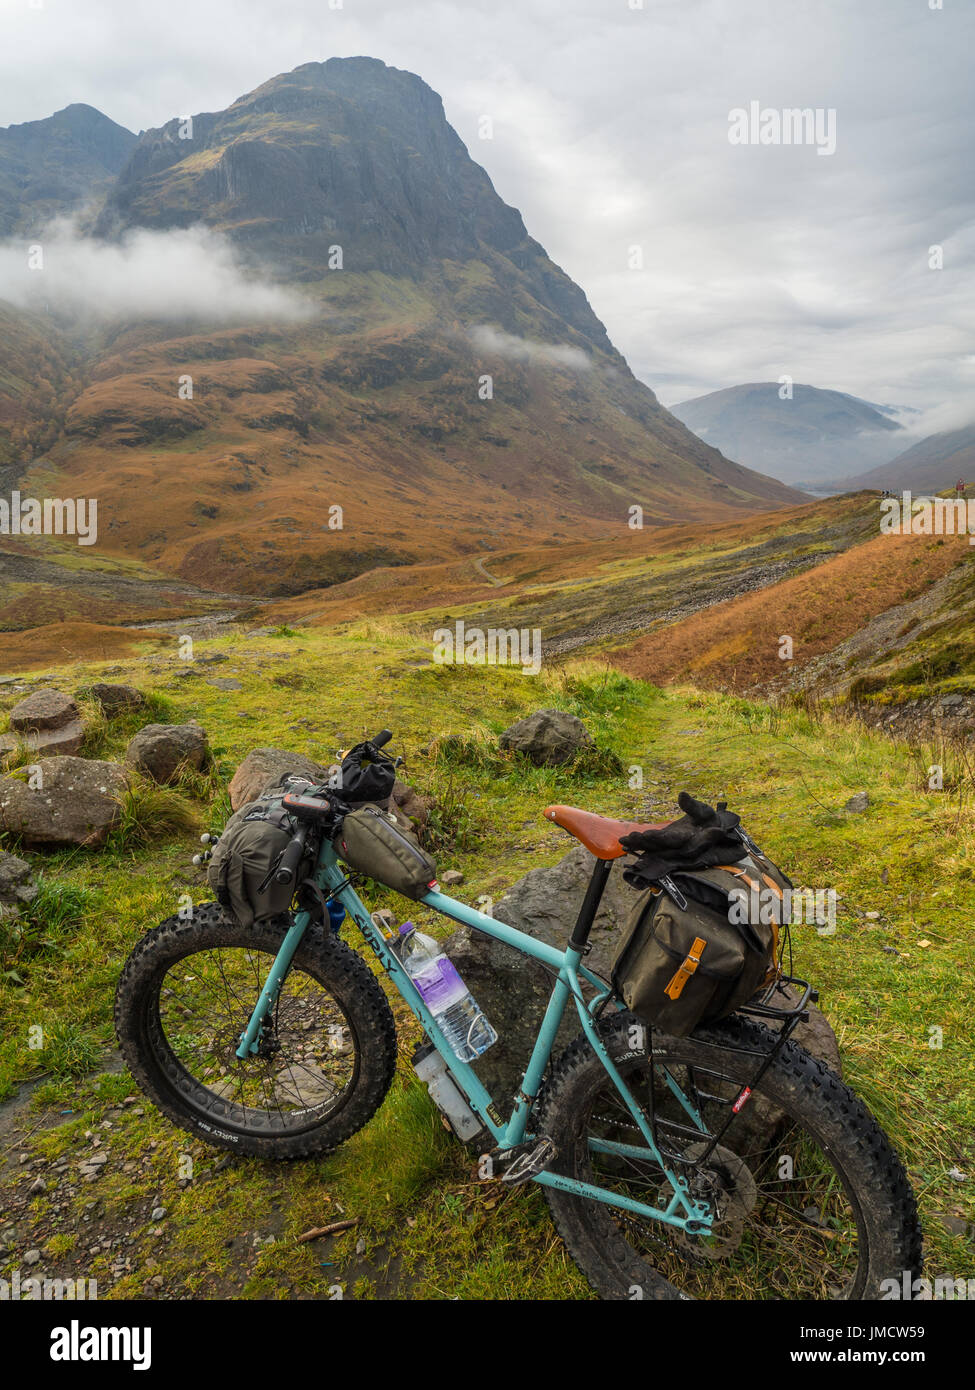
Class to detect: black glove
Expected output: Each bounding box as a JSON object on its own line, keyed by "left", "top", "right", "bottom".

{"left": 619, "top": 791, "right": 744, "bottom": 887}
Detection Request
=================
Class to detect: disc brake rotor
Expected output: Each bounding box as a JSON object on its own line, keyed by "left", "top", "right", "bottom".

{"left": 662, "top": 1142, "right": 759, "bottom": 1261}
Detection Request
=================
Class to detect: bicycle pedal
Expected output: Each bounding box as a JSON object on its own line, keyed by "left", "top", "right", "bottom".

{"left": 499, "top": 1136, "right": 557, "bottom": 1186}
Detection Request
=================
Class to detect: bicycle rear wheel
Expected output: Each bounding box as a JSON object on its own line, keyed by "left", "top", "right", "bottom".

{"left": 539, "top": 1013, "right": 922, "bottom": 1300}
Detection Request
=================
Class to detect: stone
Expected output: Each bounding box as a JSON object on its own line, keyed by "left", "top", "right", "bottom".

{"left": 444, "top": 843, "right": 842, "bottom": 1117}
{"left": 498, "top": 709, "right": 593, "bottom": 766}
{"left": 150, "top": 1206, "right": 167, "bottom": 1221}
{"left": 126, "top": 723, "right": 208, "bottom": 784}
{"left": 228, "top": 748, "right": 330, "bottom": 810}
{"left": 391, "top": 776, "right": 433, "bottom": 829}
{"left": 1, "top": 688, "right": 84, "bottom": 757}
{"left": 10, "top": 688, "right": 80, "bottom": 734}
{"left": 0, "top": 851, "right": 38, "bottom": 916}
{"left": 89, "top": 683, "right": 145, "bottom": 715}
{"left": 844, "top": 792, "right": 870, "bottom": 813}
{"left": 440, "top": 869, "right": 464, "bottom": 887}
{"left": 208, "top": 678, "right": 243, "bottom": 692}
{"left": 0, "top": 757, "right": 127, "bottom": 848}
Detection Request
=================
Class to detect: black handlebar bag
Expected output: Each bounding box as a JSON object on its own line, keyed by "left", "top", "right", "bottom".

{"left": 337, "top": 742, "right": 397, "bottom": 805}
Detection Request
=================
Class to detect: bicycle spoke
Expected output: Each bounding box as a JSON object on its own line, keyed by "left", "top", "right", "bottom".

{"left": 155, "top": 945, "right": 358, "bottom": 1132}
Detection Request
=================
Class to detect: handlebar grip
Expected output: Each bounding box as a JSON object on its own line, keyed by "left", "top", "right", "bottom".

{"left": 274, "top": 825, "right": 309, "bottom": 885}
{"left": 371, "top": 729, "right": 393, "bottom": 749}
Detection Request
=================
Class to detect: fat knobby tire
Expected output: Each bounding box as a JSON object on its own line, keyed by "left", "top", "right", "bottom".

{"left": 538, "top": 1012, "right": 923, "bottom": 1300}
{"left": 114, "top": 900, "right": 397, "bottom": 1159}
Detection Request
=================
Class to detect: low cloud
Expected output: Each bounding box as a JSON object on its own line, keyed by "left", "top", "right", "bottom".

{"left": 895, "top": 401, "right": 975, "bottom": 443}
{"left": 0, "top": 219, "right": 313, "bottom": 323}
{"left": 467, "top": 324, "right": 591, "bottom": 370}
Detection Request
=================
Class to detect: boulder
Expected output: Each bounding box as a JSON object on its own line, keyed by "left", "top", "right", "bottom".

{"left": 443, "top": 843, "right": 842, "bottom": 1124}
{"left": 228, "top": 748, "right": 330, "bottom": 810}
{"left": 844, "top": 792, "right": 870, "bottom": 813}
{"left": 126, "top": 723, "right": 208, "bottom": 784}
{"left": 0, "top": 757, "right": 127, "bottom": 848}
{"left": 0, "top": 851, "right": 38, "bottom": 917}
{"left": 89, "top": 683, "right": 145, "bottom": 715}
{"left": 498, "top": 709, "right": 593, "bottom": 766}
{"left": 0, "top": 689, "right": 84, "bottom": 758}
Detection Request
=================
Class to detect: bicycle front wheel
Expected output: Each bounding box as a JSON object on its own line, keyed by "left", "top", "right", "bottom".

{"left": 114, "top": 901, "right": 397, "bottom": 1159}
{"left": 539, "top": 1013, "right": 922, "bottom": 1300}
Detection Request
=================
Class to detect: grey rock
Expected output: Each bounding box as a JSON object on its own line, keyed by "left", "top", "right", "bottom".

{"left": 10, "top": 688, "right": 80, "bottom": 734}
{"left": 28, "top": 1177, "right": 46, "bottom": 1194}
{"left": 1, "top": 688, "right": 84, "bottom": 757}
{"left": 150, "top": 1206, "right": 167, "bottom": 1221}
{"left": 89, "top": 683, "right": 145, "bottom": 715}
{"left": 499, "top": 709, "right": 593, "bottom": 766}
{"left": 24, "top": 1249, "right": 41, "bottom": 1265}
{"left": 0, "top": 757, "right": 127, "bottom": 847}
{"left": 440, "top": 869, "right": 464, "bottom": 887}
{"left": 940, "top": 694, "right": 965, "bottom": 708}
{"left": 208, "top": 678, "right": 243, "bottom": 692}
{"left": 844, "top": 792, "right": 870, "bottom": 813}
{"left": 0, "top": 850, "right": 38, "bottom": 916}
{"left": 444, "top": 844, "right": 842, "bottom": 1121}
{"left": 126, "top": 723, "right": 208, "bottom": 784}
{"left": 228, "top": 748, "right": 330, "bottom": 810}
{"left": 391, "top": 776, "right": 433, "bottom": 829}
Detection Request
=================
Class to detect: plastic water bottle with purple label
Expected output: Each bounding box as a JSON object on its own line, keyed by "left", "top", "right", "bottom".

{"left": 397, "top": 923, "right": 497, "bottom": 1062}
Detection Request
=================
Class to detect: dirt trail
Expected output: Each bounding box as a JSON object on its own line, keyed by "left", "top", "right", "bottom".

{"left": 472, "top": 555, "right": 505, "bottom": 587}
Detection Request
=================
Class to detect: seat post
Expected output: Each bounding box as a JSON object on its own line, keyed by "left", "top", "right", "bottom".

{"left": 568, "top": 856, "right": 613, "bottom": 953}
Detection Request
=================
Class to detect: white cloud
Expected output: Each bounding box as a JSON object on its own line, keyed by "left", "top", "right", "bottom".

{"left": 0, "top": 218, "right": 313, "bottom": 323}
{"left": 467, "top": 324, "right": 591, "bottom": 370}
{"left": 0, "top": 0, "right": 972, "bottom": 414}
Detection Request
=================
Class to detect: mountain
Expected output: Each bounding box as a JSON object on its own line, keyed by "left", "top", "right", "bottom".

{"left": 0, "top": 103, "right": 136, "bottom": 236}
{"left": 1, "top": 60, "right": 803, "bottom": 621}
{"left": 670, "top": 382, "right": 906, "bottom": 487}
{"left": 829, "top": 424, "right": 975, "bottom": 493}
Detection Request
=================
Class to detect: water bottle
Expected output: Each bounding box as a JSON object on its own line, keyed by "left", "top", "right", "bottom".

{"left": 397, "top": 923, "right": 497, "bottom": 1062}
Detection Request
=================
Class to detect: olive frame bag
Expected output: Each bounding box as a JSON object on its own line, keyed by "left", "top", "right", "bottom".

{"left": 333, "top": 804, "right": 438, "bottom": 900}
{"left": 611, "top": 850, "right": 791, "bottom": 1037}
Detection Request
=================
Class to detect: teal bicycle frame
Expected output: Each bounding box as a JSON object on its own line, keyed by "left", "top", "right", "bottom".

{"left": 235, "top": 840, "right": 714, "bottom": 1235}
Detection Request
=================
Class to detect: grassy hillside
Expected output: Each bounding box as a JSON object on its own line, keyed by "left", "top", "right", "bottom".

{"left": 0, "top": 625, "right": 971, "bottom": 1299}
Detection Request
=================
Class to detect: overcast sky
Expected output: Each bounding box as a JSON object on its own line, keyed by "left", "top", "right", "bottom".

{"left": 1, "top": 0, "right": 972, "bottom": 423}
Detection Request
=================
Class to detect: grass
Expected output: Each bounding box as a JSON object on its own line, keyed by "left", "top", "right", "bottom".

{"left": 0, "top": 876, "right": 93, "bottom": 986}
{"left": 0, "top": 624, "right": 972, "bottom": 1299}
{"left": 108, "top": 775, "right": 202, "bottom": 852}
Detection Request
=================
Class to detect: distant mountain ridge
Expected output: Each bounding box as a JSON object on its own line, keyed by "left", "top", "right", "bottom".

{"left": 671, "top": 381, "right": 907, "bottom": 487}
{"left": 0, "top": 103, "right": 136, "bottom": 236}
{"left": 829, "top": 424, "right": 975, "bottom": 493}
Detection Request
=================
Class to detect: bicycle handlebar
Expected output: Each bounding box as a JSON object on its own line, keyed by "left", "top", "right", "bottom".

{"left": 274, "top": 822, "right": 309, "bottom": 885}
